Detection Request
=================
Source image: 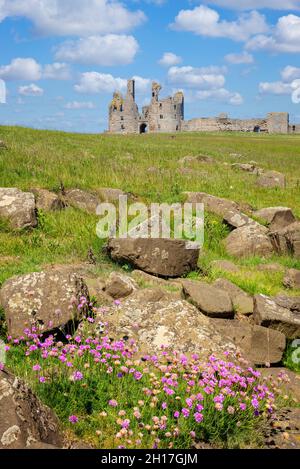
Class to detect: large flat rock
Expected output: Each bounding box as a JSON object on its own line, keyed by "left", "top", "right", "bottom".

{"left": 0, "top": 188, "right": 37, "bottom": 229}
{"left": 182, "top": 280, "right": 234, "bottom": 318}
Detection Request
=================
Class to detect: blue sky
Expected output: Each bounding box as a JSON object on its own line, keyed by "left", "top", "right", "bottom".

{"left": 1, "top": 0, "right": 300, "bottom": 133}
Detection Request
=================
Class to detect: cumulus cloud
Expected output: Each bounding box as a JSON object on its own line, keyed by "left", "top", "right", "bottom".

{"left": 225, "top": 51, "right": 254, "bottom": 64}
{"left": 259, "top": 65, "right": 300, "bottom": 103}
{"left": 168, "top": 66, "right": 226, "bottom": 90}
{"left": 281, "top": 65, "right": 300, "bottom": 82}
{"left": 203, "top": 1, "right": 300, "bottom": 10}
{"left": 171, "top": 6, "right": 268, "bottom": 42}
{"left": 43, "top": 62, "right": 72, "bottom": 80}
{"left": 55, "top": 35, "right": 139, "bottom": 66}
{"left": 19, "top": 84, "right": 44, "bottom": 96}
{"left": 0, "top": 0, "right": 145, "bottom": 36}
{"left": 247, "top": 14, "right": 300, "bottom": 53}
{"left": 259, "top": 81, "right": 294, "bottom": 95}
{"left": 74, "top": 72, "right": 150, "bottom": 94}
{"left": 0, "top": 79, "right": 6, "bottom": 103}
{"left": 158, "top": 52, "right": 182, "bottom": 67}
{"left": 0, "top": 58, "right": 42, "bottom": 81}
{"left": 65, "top": 101, "right": 96, "bottom": 109}
{"left": 196, "top": 88, "right": 243, "bottom": 105}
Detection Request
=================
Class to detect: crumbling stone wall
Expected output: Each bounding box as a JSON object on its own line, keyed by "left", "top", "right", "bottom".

{"left": 109, "top": 80, "right": 139, "bottom": 134}
{"left": 267, "top": 113, "right": 289, "bottom": 134}
{"left": 182, "top": 117, "right": 268, "bottom": 133}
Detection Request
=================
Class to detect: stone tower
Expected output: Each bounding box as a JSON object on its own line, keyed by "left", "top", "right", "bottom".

{"left": 108, "top": 79, "right": 139, "bottom": 134}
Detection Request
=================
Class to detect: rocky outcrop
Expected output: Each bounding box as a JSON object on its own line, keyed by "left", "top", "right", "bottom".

{"left": 106, "top": 238, "right": 200, "bottom": 278}
{"left": 65, "top": 189, "right": 99, "bottom": 213}
{"left": 98, "top": 188, "right": 126, "bottom": 202}
{"left": 0, "top": 370, "right": 62, "bottom": 449}
{"left": 224, "top": 223, "right": 274, "bottom": 258}
{"left": 253, "top": 294, "right": 300, "bottom": 339}
{"left": 182, "top": 280, "right": 234, "bottom": 318}
{"left": 283, "top": 269, "right": 300, "bottom": 289}
{"left": 231, "top": 163, "right": 263, "bottom": 175}
{"left": 269, "top": 222, "right": 300, "bottom": 259}
{"left": 213, "top": 278, "right": 253, "bottom": 315}
{"left": 0, "top": 188, "right": 37, "bottom": 230}
{"left": 32, "top": 188, "right": 66, "bottom": 212}
{"left": 104, "top": 272, "right": 137, "bottom": 299}
{"left": 0, "top": 267, "right": 90, "bottom": 339}
{"left": 257, "top": 171, "right": 286, "bottom": 189}
{"left": 254, "top": 207, "right": 296, "bottom": 231}
{"left": 213, "top": 320, "right": 286, "bottom": 365}
{"left": 184, "top": 192, "right": 239, "bottom": 218}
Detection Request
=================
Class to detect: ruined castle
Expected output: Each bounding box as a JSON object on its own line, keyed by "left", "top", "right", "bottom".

{"left": 108, "top": 79, "right": 300, "bottom": 135}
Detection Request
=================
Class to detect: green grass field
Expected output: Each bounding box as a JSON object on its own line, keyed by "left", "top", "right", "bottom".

{"left": 1, "top": 125, "right": 300, "bottom": 298}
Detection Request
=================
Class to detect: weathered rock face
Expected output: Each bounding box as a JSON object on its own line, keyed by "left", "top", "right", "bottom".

{"left": 224, "top": 224, "right": 274, "bottom": 258}
{"left": 65, "top": 189, "right": 99, "bottom": 213}
{"left": 184, "top": 192, "right": 239, "bottom": 218}
{"left": 0, "top": 267, "right": 90, "bottom": 339}
{"left": 231, "top": 163, "right": 263, "bottom": 175}
{"left": 253, "top": 294, "right": 300, "bottom": 339}
{"left": 104, "top": 289, "right": 237, "bottom": 358}
{"left": 213, "top": 278, "right": 253, "bottom": 315}
{"left": 182, "top": 280, "right": 234, "bottom": 318}
{"left": 211, "top": 260, "right": 240, "bottom": 273}
{"left": 256, "top": 263, "right": 285, "bottom": 273}
{"left": 254, "top": 207, "right": 295, "bottom": 230}
{"left": 105, "top": 272, "right": 137, "bottom": 299}
{"left": 131, "top": 270, "right": 183, "bottom": 294}
{"left": 32, "top": 188, "right": 66, "bottom": 212}
{"left": 223, "top": 210, "right": 256, "bottom": 229}
{"left": 98, "top": 188, "right": 126, "bottom": 202}
{"left": 283, "top": 269, "right": 300, "bottom": 289}
{"left": 106, "top": 238, "right": 200, "bottom": 278}
{"left": 0, "top": 188, "right": 37, "bottom": 230}
{"left": 257, "top": 171, "right": 286, "bottom": 189}
{"left": 213, "top": 320, "right": 286, "bottom": 365}
{"left": 0, "top": 370, "right": 62, "bottom": 449}
{"left": 269, "top": 222, "right": 300, "bottom": 259}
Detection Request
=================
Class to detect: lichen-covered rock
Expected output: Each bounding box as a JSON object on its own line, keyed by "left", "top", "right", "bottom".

{"left": 0, "top": 267, "right": 90, "bottom": 339}
{"left": 0, "top": 188, "right": 37, "bottom": 229}
{"left": 32, "top": 188, "right": 66, "bottom": 212}
{"left": 269, "top": 222, "right": 300, "bottom": 259}
{"left": 257, "top": 171, "right": 286, "bottom": 189}
{"left": 254, "top": 207, "right": 295, "bottom": 230}
{"left": 213, "top": 320, "right": 286, "bottom": 365}
{"left": 253, "top": 294, "right": 300, "bottom": 339}
{"left": 65, "top": 189, "right": 99, "bottom": 213}
{"left": 98, "top": 188, "right": 126, "bottom": 202}
{"left": 103, "top": 289, "right": 237, "bottom": 359}
{"left": 106, "top": 238, "right": 200, "bottom": 278}
{"left": 224, "top": 223, "right": 274, "bottom": 258}
{"left": 105, "top": 272, "right": 138, "bottom": 299}
{"left": 0, "top": 370, "right": 62, "bottom": 449}
{"left": 182, "top": 280, "right": 234, "bottom": 318}
{"left": 223, "top": 210, "right": 256, "bottom": 229}
{"left": 184, "top": 192, "right": 239, "bottom": 218}
{"left": 213, "top": 278, "right": 253, "bottom": 315}
{"left": 283, "top": 269, "right": 300, "bottom": 289}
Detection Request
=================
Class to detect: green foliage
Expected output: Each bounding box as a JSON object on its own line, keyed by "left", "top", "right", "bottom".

{"left": 283, "top": 341, "right": 300, "bottom": 373}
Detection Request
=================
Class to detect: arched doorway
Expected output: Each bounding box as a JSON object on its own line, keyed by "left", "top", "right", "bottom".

{"left": 140, "top": 123, "right": 147, "bottom": 134}
{"left": 253, "top": 125, "right": 260, "bottom": 133}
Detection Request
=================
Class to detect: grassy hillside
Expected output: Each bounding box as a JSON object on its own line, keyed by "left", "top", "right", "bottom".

{"left": 1, "top": 125, "right": 300, "bottom": 297}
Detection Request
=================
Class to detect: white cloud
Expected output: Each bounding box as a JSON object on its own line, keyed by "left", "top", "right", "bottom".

{"left": 281, "top": 65, "right": 300, "bottom": 82}
{"left": 259, "top": 81, "right": 294, "bottom": 95}
{"left": 168, "top": 66, "right": 226, "bottom": 90}
{"left": 225, "top": 51, "right": 254, "bottom": 64}
{"left": 43, "top": 62, "right": 71, "bottom": 80}
{"left": 247, "top": 14, "right": 300, "bottom": 53}
{"left": 65, "top": 101, "right": 96, "bottom": 109}
{"left": 203, "top": 1, "right": 300, "bottom": 10}
{"left": 74, "top": 72, "right": 150, "bottom": 94}
{"left": 0, "top": 79, "right": 6, "bottom": 103}
{"left": 158, "top": 52, "right": 182, "bottom": 67}
{"left": 171, "top": 6, "right": 268, "bottom": 42}
{"left": 0, "top": 58, "right": 42, "bottom": 81}
{"left": 55, "top": 35, "right": 139, "bottom": 66}
{"left": 196, "top": 88, "right": 243, "bottom": 105}
{"left": 19, "top": 84, "right": 44, "bottom": 96}
{"left": 0, "top": 0, "right": 145, "bottom": 36}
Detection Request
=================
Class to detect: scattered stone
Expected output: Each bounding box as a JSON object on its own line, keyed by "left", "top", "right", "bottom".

{"left": 253, "top": 294, "right": 300, "bottom": 339}
{"left": 257, "top": 170, "right": 286, "bottom": 189}
{"left": 0, "top": 266, "right": 90, "bottom": 339}
{"left": 104, "top": 290, "right": 237, "bottom": 358}
{"left": 104, "top": 272, "right": 138, "bottom": 299}
{"left": 231, "top": 163, "right": 263, "bottom": 175}
{"left": 283, "top": 269, "right": 300, "bottom": 289}
{"left": 254, "top": 206, "right": 295, "bottom": 224}
{"left": 0, "top": 370, "right": 62, "bottom": 449}
{"left": 269, "top": 222, "right": 300, "bottom": 259}
{"left": 32, "top": 188, "right": 66, "bottom": 212}
{"left": 179, "top": 155, "right": 215, "bottom": 165}
{"left": 211, "top": 260, "right": 240, "bottom": 273}
{"left": 98, "top": 188, "right": 126, "bottom": 202}
{"left": 256, "top": 263, "right": 286, "bottom": 273}
{"left": 0, "top": 140, "right": 7, "bottom": 149}
{"left": 224, "top": 223, "right": 274, "bottom": 258}
{"left": 182, "top": 280, "right": 234, "bottom": 318}
{"left": 131, "top": 270, "right": 182, "bottom": 292}
{"left": 213, "top": 278, "right": 253, "bottom": 315}
{"left": 0, "top": 188, "right": 37, "bottom": 230}
{"left": 223, "top": 210, "right": 256, "bottom": 229}
{"left": 184, "top": 192, "right": 239, "bottom": 218}
{"left": 83, "top": 276, "right": 112, "bottom": 306}
{"left": 106, "top": 238, "right": 200, "bottom": 278}
{"left": 65, "top": 189, "right": 99, "bottom": 213}
{"left": 213, "top": 320, "right": 285, "bottom": 365}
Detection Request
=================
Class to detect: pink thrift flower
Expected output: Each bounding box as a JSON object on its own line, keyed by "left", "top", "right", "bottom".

{"left": 69, "top": 415, "right": 78, "bottom": 424}
{"left": 109, "top": 399, "right": 118, "bottom": 408}
{"left": 32, "top": 364, "right": 41, "bottom": 371}
{"left": 194, "top": 412, "right": 203, "bottom": 423}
